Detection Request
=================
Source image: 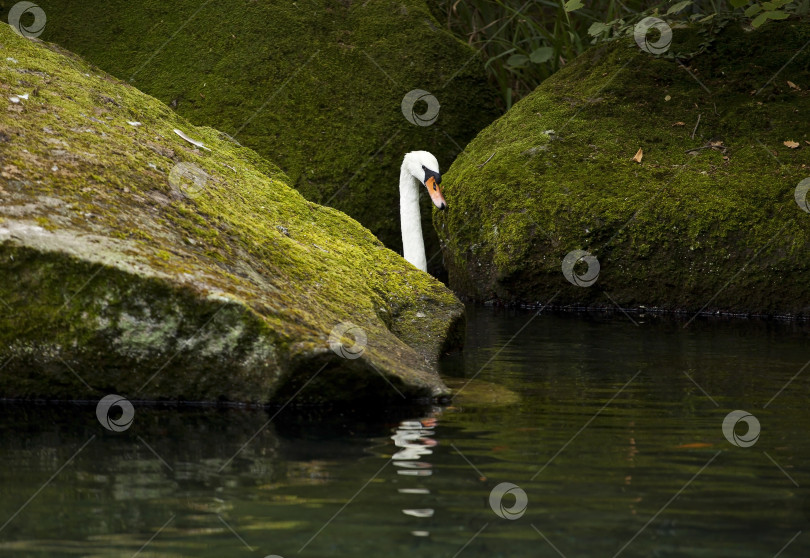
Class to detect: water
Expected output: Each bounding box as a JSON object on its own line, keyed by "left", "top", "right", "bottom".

{"left": 1, "top": 306, "right": 809, "bottom": 557}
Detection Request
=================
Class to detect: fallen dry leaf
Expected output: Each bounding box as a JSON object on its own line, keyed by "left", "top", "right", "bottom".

{"left": 632, "top": 148, "right": 643, "bottom": 163}
{"left": 787, "top": 80, "right": 801, "bottom": 90}
{"left": 710, "top": 140, "right": 724, "bottom": 147}
{"left": 805, "top": 140, "right": 810, "bottom": 145}
{"left": 784, "top": 140, "right": 800, "bottom": 149}
{"left": 672, "top": 121, "right": 685, "bottom": 126}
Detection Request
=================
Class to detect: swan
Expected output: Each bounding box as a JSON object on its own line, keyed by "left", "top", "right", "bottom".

{"left": 400, "top": 151, "right": 447, "bottom": 272}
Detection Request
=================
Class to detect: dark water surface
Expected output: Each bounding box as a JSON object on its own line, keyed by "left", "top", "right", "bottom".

{"left": 1, "top": 306, "right": 809, "bottom": 557}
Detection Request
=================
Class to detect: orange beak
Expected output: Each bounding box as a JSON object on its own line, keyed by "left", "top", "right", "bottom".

{"left": 425, "top": 176, "right": 447, "bottom": 210}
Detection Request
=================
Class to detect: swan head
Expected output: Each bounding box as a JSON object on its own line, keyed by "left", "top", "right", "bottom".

{"left": 402, "top": 150, "right": 447, "bottom": 210}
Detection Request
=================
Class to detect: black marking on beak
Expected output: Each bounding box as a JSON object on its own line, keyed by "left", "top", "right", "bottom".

{"left": 422, "top": 165, "right": 441, "bottom": 189}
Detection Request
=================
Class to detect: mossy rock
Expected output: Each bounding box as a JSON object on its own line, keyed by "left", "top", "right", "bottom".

{"left": 0, "top": 24, "right": 464, "bottom": 404}
{"left": 14, "top": 0, "right": 500, "bottom": 276}
{"left": 435, "top": 19, "right": 810, "bottom": 316}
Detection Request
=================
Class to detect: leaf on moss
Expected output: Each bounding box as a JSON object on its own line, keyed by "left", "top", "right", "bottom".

{"left": 672, "top": 122, "right": 685, "bottom": 126}
{"left": 787, "top": 81, "right": 801, "bottom": 90}
{"left": 174, "top": 128, "right": 211, "bottom": 151}
{"left": 784, "top": 140, "right": 799, "bottom": 149}
{"left": 632, "top": 148, "right": 643, "bottom": 163}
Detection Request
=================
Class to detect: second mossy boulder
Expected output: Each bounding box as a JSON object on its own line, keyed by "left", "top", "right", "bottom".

{"left": 435, "top": 19, "right": 810, "bottom": 316}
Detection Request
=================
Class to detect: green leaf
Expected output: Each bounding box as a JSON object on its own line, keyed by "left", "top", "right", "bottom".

{"left": 698, "top": 13, "right": 717, "bottom": 22}
{"left": 745, "top": 4, "right": 763, "bottom": 16}
{"left": 761, "top": 1, "right": 776, "bottom": 9}
{"left": 484, "top": 48, "right": 515, "bottom": 70}
{"left": 588, "top": 22, "right": 611, "bottom": 36}
{"left": 667, "top": 1, "right": 693, "bottom": 15}
{"left": 564, "top": 0, "right": 584, "bottom": 12}
{"left": 730, "top": 0, "right": 749, "bottom": 7}
{"left": 752, "top": 11, "right": 769, "bottom": 26}
{"left": 506, "top": 54, "right": 529, "bottom": 68}
{"left": 766, "top": 9, "right": 790, "bottom": 18}
{"left": 530, "top": 46, "right": 555, "bottom": 63}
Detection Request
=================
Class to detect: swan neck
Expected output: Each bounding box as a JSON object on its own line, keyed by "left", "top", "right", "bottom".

{"left": 400, "top": 166, "right": 427, "bottom": 272}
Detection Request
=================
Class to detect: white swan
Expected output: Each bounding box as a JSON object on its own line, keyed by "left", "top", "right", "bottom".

{"left": 400, "top": 151, "right": 447, "bottom": 272}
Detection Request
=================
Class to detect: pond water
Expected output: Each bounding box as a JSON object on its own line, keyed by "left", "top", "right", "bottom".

{"left": 1, "top": 306, "right": 809, "bottom": 557}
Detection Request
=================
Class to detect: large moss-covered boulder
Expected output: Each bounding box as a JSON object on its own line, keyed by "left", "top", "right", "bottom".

{"left": 0, "top": 24, "right": 464, "bottom": 403}
{"left": 19, "top": 0, "right": 499, "bottom": 275}
{"left": 436, "top": 19, "right": 810, "bottom": 315}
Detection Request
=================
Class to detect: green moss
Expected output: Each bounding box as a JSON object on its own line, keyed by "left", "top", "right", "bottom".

{"left": 23, "top": 0, "right": 500, "bottom": 275}
{"left": 435, "top": 20, "right": 810, "bottom": 316}
{"left": 0, "top": 24, "right": 464, "bottom": 403}
{"left": 35, "top": 216, "right": 56, "bottom": 231}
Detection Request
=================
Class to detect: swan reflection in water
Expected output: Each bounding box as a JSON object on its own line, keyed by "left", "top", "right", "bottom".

{"left": 391, "top": 410, "right": 440, "bottom": 537}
